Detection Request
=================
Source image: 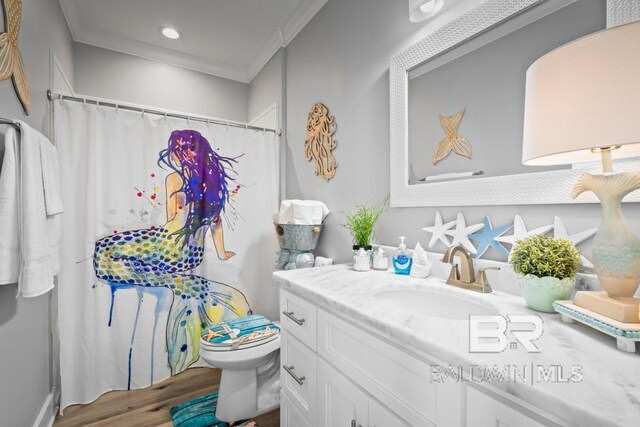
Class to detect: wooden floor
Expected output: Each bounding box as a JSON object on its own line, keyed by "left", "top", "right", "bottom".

{"left": 54, "top": 368, "right": 280, "bottom": 427}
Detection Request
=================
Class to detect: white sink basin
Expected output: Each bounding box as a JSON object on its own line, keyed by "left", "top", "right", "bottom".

{"left": 372, "top": 283, "right": 497, "bottom": 320}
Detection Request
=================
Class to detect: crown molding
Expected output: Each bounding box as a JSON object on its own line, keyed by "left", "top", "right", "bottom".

{"left": 59, "top": 0, "right": 327, "bottom": 84}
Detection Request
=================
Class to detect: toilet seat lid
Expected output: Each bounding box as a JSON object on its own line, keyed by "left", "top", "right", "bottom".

{"left": 201, "top": 314, "right": 280, "bottom": 351}
{"left": 200, "top": 332, "right": 279, "bottom": 352}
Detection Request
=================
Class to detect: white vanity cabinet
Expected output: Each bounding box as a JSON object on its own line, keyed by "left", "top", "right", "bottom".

{"left": 317, "top": 358, "right": 411, "bottom": 427}
{"left": 317, "top": 358, "right": 369, "bottom": 427}
{"left": 279, "top": 289, "right": 562, "bottom": 427}
{"left": 465, "top": 387, "right": 548, "bottom": 427}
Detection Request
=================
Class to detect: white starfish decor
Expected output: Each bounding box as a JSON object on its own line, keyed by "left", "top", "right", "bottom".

{"left": 552, "top": 216, "right": 597, "bottom": 268}
{"left": 495, "top": 215, "right": 553, "bottom": 250}
{"left": 422, "top": 211, "right": 455, "bottom": 248}
{"left": 444, "top": 213, "right": 483, "bottom": 254}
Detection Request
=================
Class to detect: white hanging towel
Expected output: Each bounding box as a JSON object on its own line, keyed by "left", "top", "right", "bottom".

{"left": 0, "top": 122, "right": 64, "bottom": 297}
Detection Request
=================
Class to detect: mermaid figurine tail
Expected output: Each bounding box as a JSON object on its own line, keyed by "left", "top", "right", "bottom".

{"left": 572, "top": 171, "right": 640, "bottom": 298}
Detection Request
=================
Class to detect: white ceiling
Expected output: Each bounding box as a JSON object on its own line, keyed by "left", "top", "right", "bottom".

{"left": 59, "top": 0, "right": 327, "bottom": 83}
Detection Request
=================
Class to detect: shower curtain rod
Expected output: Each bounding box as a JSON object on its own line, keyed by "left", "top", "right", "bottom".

{"left": 47, "top": 90, "right": 280, "bottom": 135}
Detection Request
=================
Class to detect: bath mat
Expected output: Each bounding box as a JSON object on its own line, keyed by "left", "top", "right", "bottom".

{"left": 170, "top": 391, "right": 257, "bottom": 427}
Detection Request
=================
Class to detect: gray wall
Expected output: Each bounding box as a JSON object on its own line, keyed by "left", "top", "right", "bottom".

{"left": 0, "top": 0, "right": 75, "bottom": 425}
{"left": 285, "top": 0, "right": 640, "bottom": 263}
{"left": 74, "top": 43, "right": 249, "bottom": 122}
{"left": 248, "top": 48, "right": 284, "bottom": 124}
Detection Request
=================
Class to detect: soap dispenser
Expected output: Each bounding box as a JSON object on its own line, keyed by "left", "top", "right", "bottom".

{"left": 392, "top": 236, "right": 412, "bottom": 275}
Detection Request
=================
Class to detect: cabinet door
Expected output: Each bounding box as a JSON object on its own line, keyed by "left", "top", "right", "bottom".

{"left": 466, "top": 386, "right": 546, "bottom": 427}
{"left": 369, "top": 398, "right": 411, "bottom": 427}
{"left": 281, "top": 331, "right": 317, "bottom": 424}
{"left": 317, "top": 358, "right": 368, "bottom": 427}
{"left": 281, "top": 392, "right": 312, "bottom": 427}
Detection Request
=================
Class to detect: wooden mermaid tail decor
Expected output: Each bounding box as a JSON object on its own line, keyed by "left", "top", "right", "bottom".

{"left": 0, "top": 0, "right": 29, "bottom": 114}
{"left": 433, "top": 108, "right": 471, "bottom": 165}
{"left": 572, "top": 171, "right": 640, "bottom": 298}
{"left": 305, "top": 102, "right": 337, "bottom": 180}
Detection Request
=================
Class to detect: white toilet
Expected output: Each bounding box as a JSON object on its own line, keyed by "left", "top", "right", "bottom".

{"left": 200, "top": 319, "right": 281, "bottom": 422}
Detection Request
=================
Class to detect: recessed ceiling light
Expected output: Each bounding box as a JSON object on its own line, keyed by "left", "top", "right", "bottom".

{"left": 409, "top": 0, "right": 444, "bottom": 23}
{"left": 161, "top": 27, "right": 181, "bottom": 40}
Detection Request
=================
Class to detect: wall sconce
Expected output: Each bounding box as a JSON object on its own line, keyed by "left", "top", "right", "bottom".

{"left": 409, "top": 0, "right": 444, "bottom": 23}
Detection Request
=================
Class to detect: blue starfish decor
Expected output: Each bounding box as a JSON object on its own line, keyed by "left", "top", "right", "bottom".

{"left": 468, "top": 217, "right": 512, "bottom": 258}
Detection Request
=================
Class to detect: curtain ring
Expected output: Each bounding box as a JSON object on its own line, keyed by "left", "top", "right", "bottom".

{"left": 115, "top": 104, "right": 119, "bottom": 113}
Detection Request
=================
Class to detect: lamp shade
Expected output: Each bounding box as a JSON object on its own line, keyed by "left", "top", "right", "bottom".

{"left": 522, "top": 21, "right": 640, "bottom": 166}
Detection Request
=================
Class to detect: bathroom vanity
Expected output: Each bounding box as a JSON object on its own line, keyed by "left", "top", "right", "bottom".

{"left": 274, "top": 265, "right": 639, "bottom": 427}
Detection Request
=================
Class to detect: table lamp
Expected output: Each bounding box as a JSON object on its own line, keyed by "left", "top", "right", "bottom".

{"left": 522, "top": 21, "right": 640, "bottom": 323}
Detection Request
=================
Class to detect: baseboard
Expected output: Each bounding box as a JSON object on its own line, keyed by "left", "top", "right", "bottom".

{"left": 33, "top": 388, "right": 58, "bottom": 427}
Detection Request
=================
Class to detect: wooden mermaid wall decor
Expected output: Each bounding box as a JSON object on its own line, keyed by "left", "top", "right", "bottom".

{"left": 433, "top": 107, "right": 470, "bottom": 165}
{"left": 0, "top": 0, "right": 29, "bottom": 114}
{"left": 305, "top": 102, "right": 337, "bottom": 180}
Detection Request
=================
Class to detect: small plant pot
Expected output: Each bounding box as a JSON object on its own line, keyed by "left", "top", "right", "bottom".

{"left": 517, "top": 273, "right": 575, "bottom": 313}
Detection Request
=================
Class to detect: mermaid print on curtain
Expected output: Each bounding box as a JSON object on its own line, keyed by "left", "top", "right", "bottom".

{"left": 93, "top": 129, "right": 250, "bottom": 379}
{"left": 56, "top": 101, "right": 279, "bottom": 410}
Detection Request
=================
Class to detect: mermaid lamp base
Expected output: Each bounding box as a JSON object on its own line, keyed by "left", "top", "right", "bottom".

{"left": 574, "top": 291, "right": 640, "bottom": 323}
{"left": 570, "top": 171, "right": 640, "bottom": 324}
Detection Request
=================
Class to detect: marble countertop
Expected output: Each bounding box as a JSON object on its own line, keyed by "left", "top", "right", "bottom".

{"left": 273, "top": 264, "right": 640, "bottom": 427}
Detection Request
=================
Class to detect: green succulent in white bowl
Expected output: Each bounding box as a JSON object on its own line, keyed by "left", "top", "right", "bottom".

{"left": 510, "top": 235, "right": 582, "bottom": 313}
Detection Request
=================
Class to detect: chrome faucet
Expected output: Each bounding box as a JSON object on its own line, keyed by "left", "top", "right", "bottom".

{"left": 441, "top": 245, "right": 498, "bottom": 293}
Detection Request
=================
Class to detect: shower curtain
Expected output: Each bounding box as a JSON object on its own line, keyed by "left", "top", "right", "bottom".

{"left": 55, "top": 100, "right": 279, "bottom": 410}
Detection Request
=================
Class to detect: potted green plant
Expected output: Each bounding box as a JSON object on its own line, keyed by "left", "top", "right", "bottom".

{"left": 344, "top": 198, "right": 388, "bottom": 270}
{"left": 510, "top": 235, "right": 582, "bottom": 312}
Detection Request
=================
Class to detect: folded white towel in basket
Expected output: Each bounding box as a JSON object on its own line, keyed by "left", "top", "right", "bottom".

{"left": 276, "top": 200, "right": 329, "bottom": 225}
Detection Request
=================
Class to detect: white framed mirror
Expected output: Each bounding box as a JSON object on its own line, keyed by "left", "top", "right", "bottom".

{"left": 390, "top": 0, "right": 640, "bottom": 207}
